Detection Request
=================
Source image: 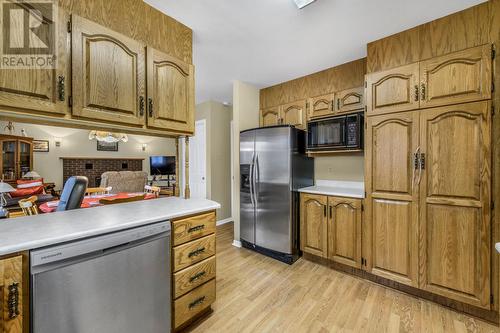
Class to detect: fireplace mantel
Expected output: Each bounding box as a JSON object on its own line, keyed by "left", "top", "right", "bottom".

{"left": 60, "top": 157, "right": 145, "bottom": 160}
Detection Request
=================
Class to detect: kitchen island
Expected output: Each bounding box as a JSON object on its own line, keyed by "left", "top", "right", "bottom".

{"left": 0, "top": 197, "right": 220, "bottom": 333}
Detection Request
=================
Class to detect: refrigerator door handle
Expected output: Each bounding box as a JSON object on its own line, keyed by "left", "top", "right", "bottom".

{"left": 254, "top": 154, "right": 260, "bottom": 204}
{"left": 249, "top": 153, "right": 255, "bottom": 207}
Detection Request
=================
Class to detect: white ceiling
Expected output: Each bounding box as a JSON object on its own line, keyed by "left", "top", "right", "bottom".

{"left": 145, "top": 0, "right": 486, "bottom": 104}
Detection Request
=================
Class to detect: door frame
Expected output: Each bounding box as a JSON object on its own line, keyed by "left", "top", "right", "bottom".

{"left": 189, "top": 119, "right": 207, "bottom": 199}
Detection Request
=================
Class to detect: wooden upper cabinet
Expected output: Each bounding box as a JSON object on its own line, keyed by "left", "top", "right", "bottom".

{"left": 260, "top": 106, "right": 280, "bottom": 127}
{"left": 71, "top": 15, "right": 146, "bottom": 126}
{"left": 366, "top": 63, "right": 420, "bottom": 116}
{"left": 0, "top": 255, "right": 25, "bottom": 333}
{"left": 300, "top": 194, "right": 328, "bottom": 258}
{"left": 419, "top": 101, "right": 491, "bottom": 309}
{"left": 308, "top": 93, "right": 335, "bottom": 119}
{"left": 365, "top": 112, "right": 419, "bottom": 287}
{"left": 147, "top": 47, "right": 194, "bottom": 134}
{"left": 328, "top": 197, "right": 362, "bottom": 268}
{"left": 419, "top": 44, "right": 491, "bottom": 109}
{"left": 336, "top": 87, "right": 365, "bottom": 114}
{"left": 0, "top": 7, "right": 67, "bottom": 115}
{"left": 281, "top": 100, "right": 306, "bottom": 129}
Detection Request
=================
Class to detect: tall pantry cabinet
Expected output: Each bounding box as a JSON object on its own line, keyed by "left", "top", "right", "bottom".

{"left": 365, "top": 44, "right": 492, "bottom": 309}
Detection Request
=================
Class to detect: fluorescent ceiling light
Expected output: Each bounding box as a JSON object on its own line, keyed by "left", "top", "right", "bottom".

{"left": 294, "top": 0, "right": 317, "bottom": 9}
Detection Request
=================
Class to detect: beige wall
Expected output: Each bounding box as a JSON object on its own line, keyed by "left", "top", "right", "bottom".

{"left": 195, "top": 101, "right": 232, "bottom": 221}
{"left": 314, "top": 155, "right": 364, "bottom": 182}
{"left": 232, "top": 81, "right": 260, "bottom": 242}
{"left": 0, "top": 121, "right": 176, "bottom": 189}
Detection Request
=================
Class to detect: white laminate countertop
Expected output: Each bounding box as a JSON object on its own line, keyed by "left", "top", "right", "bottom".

{"left": 298, "top": 180, "right": 365, "bottom": 198}
{"left": 0, "top": 197, "right": 220, "bottom": 256}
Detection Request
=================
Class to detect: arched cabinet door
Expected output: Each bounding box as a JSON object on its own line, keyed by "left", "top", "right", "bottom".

{"left": 309, "top": 93, "right": 335, "bottom": 119}
{"left": 147, "top": 47, "right": 194, "bottom": 134}
{"left": 328, "top": 197, "right": 362, "bottom": 268}
{"left": 419, "top": 44, "right": 491, "bottom": 109}
{"left": 260, "top": 106, "right": 280, "bottom": 127}
{"left": 336, "top": 87, "right": 365, "bottom": 114}
{"left": 419, "top": 101, "right": 491, "bottom": 309}
{"left": 366, "top": 63, "right": 420, "bottom": 116}
{"left": 0, "top": 6, "right": 67, "bottom": 116}
{"left": 300, "top": 194, "right": 328, "bottom": 258}
{"left": 365, "top": 111, "right": 419, "bottom": 287}
{"left": 281, "top": 100, "right": 306, "bottom": 129}
{"left": 71, "top": 14, "right": 146, "bottom": 126}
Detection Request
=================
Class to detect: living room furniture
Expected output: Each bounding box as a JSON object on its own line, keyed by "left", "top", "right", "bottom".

{"left": 18, "top": 196, "right": 39, "bottom": 216}
{"left": 144, "top": 185, "right": 161, "bottom": 198}
{"left": 85, "top": 187, "right": 112, "bottom": 196}
{"left": 100, "top": 171, "right": 148, "bottom": 194}
{"left": 39, "top": 192, "right": 157, "bottom": 213}
{"left": 99, "top": 193, "right": 147, "bottom": 205}
{"left": 56, "top": 176, "right": 88, "bottom": 212}
{"left": 0, "top": 134, "right": 33, "bottom": 185}
{"left": 0, "top": 180, "right": 15, "bottom": 216}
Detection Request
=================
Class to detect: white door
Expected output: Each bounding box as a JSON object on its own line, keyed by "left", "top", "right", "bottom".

{"left": 189, "top": 119, "right": 207, "bottom": 198}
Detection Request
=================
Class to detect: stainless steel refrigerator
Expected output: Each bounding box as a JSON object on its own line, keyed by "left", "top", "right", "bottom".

{"left": 240, "top": 125, "right": 313, "bottom": 264}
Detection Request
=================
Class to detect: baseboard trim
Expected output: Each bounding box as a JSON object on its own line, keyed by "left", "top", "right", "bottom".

{"left": 216, "top": 217, "right": 233, "bottom": 226}
{"left": 232, "top": 240, "right": 242, "bottom": 248}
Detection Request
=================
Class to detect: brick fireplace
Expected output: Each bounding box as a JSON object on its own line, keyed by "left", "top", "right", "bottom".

{"left": 61, "top": 157, "right": 144, "bottom": 187}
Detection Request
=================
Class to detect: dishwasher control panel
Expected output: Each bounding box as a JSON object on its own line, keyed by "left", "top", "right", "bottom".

{"left": 31, "top": 221, "right": 170, "bottom": 268}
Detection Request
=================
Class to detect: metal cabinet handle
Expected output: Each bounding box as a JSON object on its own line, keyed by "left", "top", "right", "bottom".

{"left": 329, "top": 206, "right": 333, "bottom": 219}
{"left": 189, "top": 296, "right": 206, "bottom": 309}
{"left": 148, "top": 97, "right": 153, "bottom": 117}
{"left": 188, "top": 247, "right": 206, "bottom": 258}
{"left": 189, "top": 271, "right": 206, "bottom": 283}
{"left": 323, "top": 205, "right": 327, "bottom": 217}
{"left": 139, "top": 96, "right": 145, "bottom": 116}
{"left": 414, "top": 85, "right": 419, "bottom": 101}
{"left": 420, "top": 83, "right": 426, "bottom": 100}
{"left": 337, "top": 98, "right": 340, "bottom": 110}
{"left": 411, "top": 147, "right": 420, "bottom": 193}
{"left": 58, "top": 76, "right": 65, "bottom": 101}
{"left": 7, "top": 282, "right": 20, "bottom": 320}
{"left": 188, "top": 225, "right": 205, "bottom": 233}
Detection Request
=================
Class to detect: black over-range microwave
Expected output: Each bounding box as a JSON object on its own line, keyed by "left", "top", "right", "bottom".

{"left": 307, "top": 112, "right": 364, "bottom": 152}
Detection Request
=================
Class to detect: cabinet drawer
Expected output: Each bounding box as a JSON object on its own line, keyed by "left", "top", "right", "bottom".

{"left": 173, "top": 212, "right": 216, "bottom": 246}
{"left": 174, "top": 279, "right": 216, "bottom": 329}
{"left": 173, "top": 234, "right": 216, "bottom": 272}
{"left": 174, "top": 256, "right": 216, "bottom": 299}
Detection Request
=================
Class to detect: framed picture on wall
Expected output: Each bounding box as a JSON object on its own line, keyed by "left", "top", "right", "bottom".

{"left": 97, "top": 141, "right": 118, "bottom": 152}
{"left": 33, "top": 140, "right": 49, "bottom": 152}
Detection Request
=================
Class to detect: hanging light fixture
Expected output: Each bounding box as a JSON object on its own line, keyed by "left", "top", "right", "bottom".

{"left": 294, "top": 0, "right": 317, "bottom": 9}
{"left": 88, "top": 130, "right": 129, "bottom": 143}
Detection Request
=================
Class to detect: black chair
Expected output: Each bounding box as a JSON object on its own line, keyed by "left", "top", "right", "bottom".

{"left": 57, "top": 176, "right": 88, "bottom": 212}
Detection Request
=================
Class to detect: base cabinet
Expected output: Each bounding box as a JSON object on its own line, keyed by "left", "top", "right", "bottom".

{"left": 300, "top": 193, "right": 362, "bottom": 269}
{"left": 328, "top": 197, "right": 362, "bottom": 268}
{"left": 0, "top": 254, "right": 27, "bottom": 333}
{"left": 171, "top": 211, "right": 217, "bottom": 331}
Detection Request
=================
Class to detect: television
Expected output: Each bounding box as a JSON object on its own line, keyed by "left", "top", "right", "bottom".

{"left": 150, "top": 156, "right": 175, "bottom": 175}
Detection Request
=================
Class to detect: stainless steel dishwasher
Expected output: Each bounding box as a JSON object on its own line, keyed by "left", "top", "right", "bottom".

{"left": 30, "top": 221, "right": 171, "bottom": 333}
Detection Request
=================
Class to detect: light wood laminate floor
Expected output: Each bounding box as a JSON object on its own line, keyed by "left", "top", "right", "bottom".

{"left": 186, "top": 223, "right": 499, "bottom": 333}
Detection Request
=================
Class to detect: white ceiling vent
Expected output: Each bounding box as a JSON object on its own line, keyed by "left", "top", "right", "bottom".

{"left": 294, "top": 0, "right": 317, "bottom": 9}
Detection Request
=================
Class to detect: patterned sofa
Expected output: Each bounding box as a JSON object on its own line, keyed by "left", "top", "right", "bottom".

{"left": 99, "top": 171, "right": 148, "bottom": 194}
